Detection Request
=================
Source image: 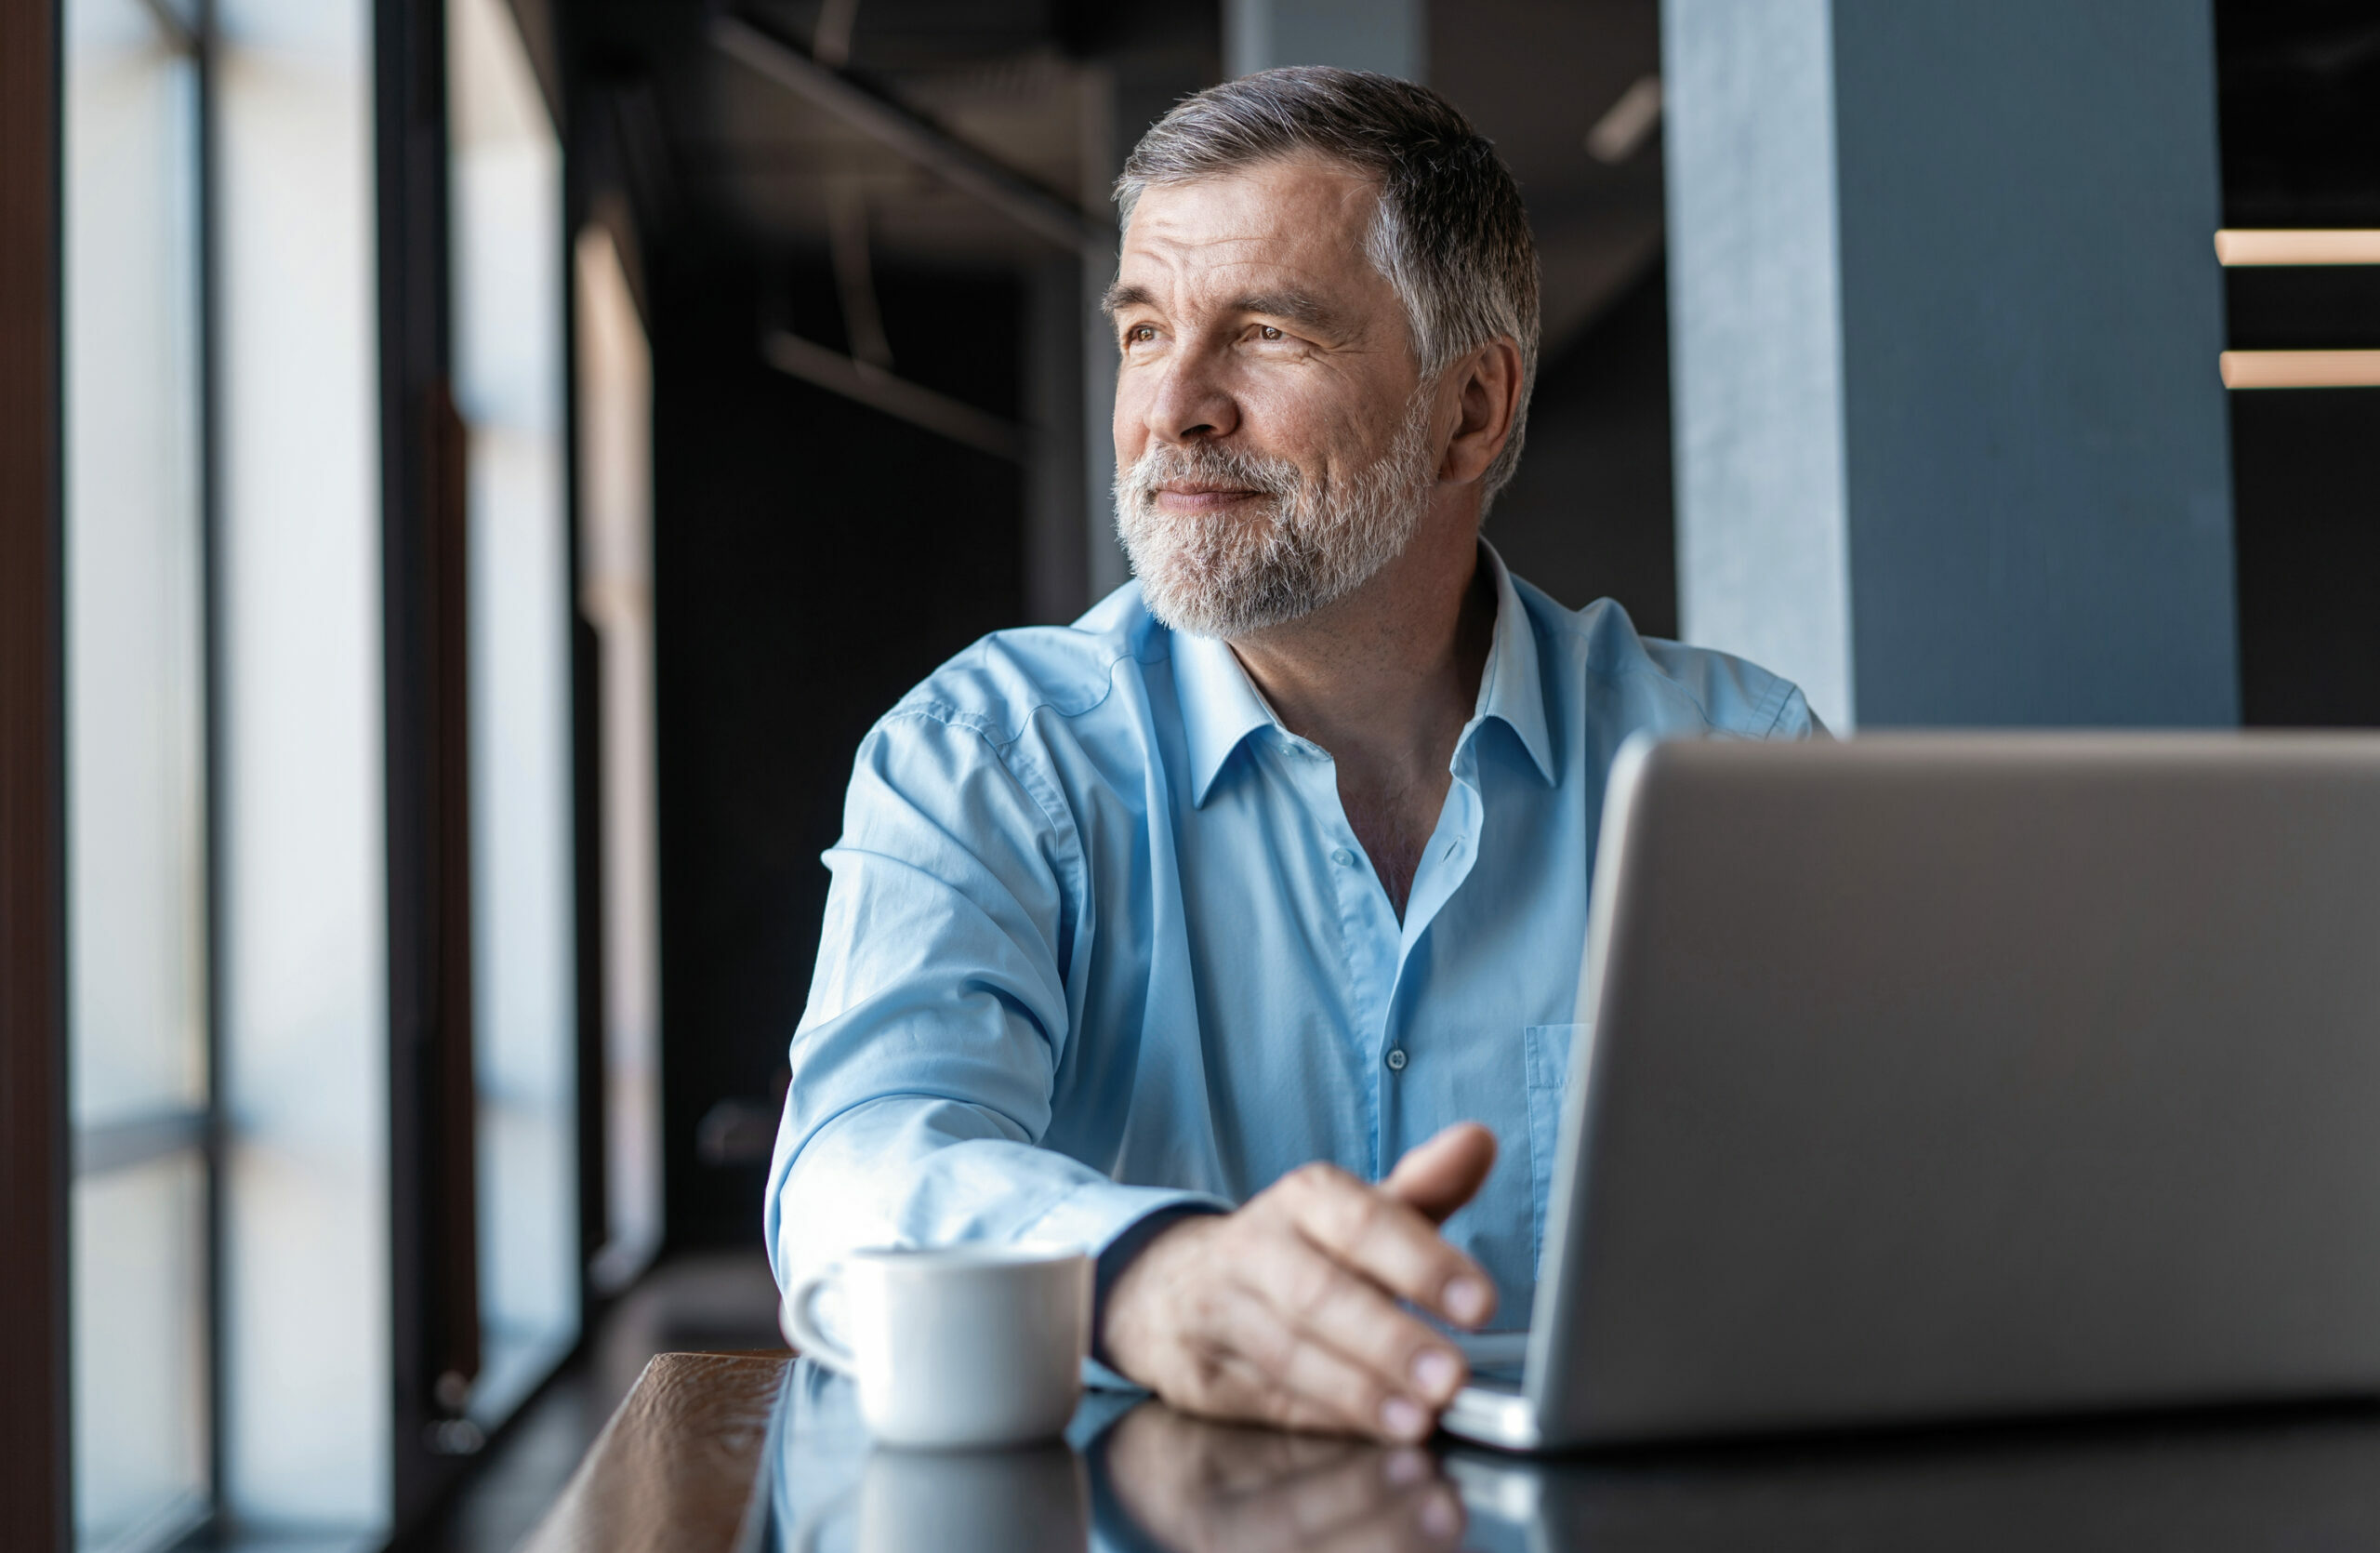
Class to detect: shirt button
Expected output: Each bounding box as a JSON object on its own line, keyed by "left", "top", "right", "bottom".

{"left": 1330, "top": 847, "right": 1356, "bottom": 868}
{"left": 1385, "top": 1048, "right": 1408, "bottom": 1071}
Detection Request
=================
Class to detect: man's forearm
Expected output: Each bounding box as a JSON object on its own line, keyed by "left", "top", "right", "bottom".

{"left": 765, "top": 1097, "right": 1229, "bottom": 1329}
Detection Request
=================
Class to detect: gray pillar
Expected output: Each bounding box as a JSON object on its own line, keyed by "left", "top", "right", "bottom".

{"left": 1664, "top": 0, "right": 2238, "bottom": 729}
{"left": 1225, "top": 0, "right": 1426, "bottom": 81}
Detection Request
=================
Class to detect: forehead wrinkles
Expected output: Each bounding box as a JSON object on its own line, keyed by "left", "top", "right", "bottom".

{"left": 1119, "top": 166, "right": 1386, "bottom": 312}
{"left": 1134, "top": 158, "right": 1377, "bottom": 241}
{"left": 1118, "top": 231, "right": 1328, "bottom": 320}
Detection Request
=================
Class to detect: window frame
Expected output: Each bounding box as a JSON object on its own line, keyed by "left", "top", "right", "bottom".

{"left": 0, "top": 0, "right": 73, "bottom": 1547}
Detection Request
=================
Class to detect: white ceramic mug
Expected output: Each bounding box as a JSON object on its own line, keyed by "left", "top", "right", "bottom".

{"left": 781, "top": 1244, "right": 1091, "bottom": 1448}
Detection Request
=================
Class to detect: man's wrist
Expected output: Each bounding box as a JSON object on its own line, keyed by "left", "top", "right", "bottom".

{"left": 1093, "top": 1204, "right": 1222, "bottom": 1374}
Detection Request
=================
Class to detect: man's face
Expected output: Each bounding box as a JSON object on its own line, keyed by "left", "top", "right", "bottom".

{"left": 1107, "top": 156, "right": 1440, "bottom": 639}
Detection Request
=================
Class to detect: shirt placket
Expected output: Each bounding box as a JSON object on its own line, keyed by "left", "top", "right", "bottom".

{"left": 1278, "top": 728, "right": 1491, "bottom": 1180}
{"left": 1375, "top": 740, "right": 1488, "bottom": 1164}
{"left": 1272, "top": 730, "right": 1405, "bottom": 1175}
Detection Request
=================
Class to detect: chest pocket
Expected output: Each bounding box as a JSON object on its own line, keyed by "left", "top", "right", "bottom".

{"left": 1522, "top": 1023, "right": 1586, "bottom": 1273}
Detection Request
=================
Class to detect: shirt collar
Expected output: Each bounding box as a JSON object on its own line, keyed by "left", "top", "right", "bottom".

{"left": 1170, "top": 539, "right": 1557, "bottom": 808}
{"left": 1173, "top": 628, "right": 1276, "bottom": 809}
{"left": 1470, "top": 540, "right": 1558, "bottom": 786}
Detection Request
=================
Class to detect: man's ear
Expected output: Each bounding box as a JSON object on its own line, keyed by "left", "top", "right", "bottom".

{"left": 1438, "top": 335, "right": 1524, "bottom": 486}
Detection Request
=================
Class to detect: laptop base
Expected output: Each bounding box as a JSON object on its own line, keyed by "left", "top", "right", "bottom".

{"left": 1442, "top": 1380, "right": 1542, "bottom": 1451}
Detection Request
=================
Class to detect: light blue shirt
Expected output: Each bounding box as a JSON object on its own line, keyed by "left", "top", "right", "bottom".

{"left": 765, "top": 546, "right": 1818, "bottom": 1338}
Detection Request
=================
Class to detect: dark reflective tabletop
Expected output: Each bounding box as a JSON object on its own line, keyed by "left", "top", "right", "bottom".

{"left": 762, "top": 1358, "right": 2380, "bottom": 1552}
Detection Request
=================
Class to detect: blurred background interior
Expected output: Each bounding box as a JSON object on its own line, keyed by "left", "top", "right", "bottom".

{"left": 0, "top": 0, "right": 2374, "bottom": 1549}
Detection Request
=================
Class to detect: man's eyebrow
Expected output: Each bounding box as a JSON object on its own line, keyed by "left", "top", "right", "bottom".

{"left": 1098, "top": 282, "right": 1350, "bottom": 338}
{"left": 1101, "top": 282, "right": 1156, "bottom": 319}
{"left": 1228, "top": 288, "right": 1346, "bottom": 336}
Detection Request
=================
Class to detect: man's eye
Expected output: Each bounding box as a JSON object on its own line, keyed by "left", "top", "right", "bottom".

{"left": 1258, "top": 325, "right": 1284, "bottom": 341}
{"left": 1126, "top": 324, "right": 1157, "bottom": 345}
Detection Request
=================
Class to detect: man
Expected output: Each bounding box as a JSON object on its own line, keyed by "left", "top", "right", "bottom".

{"left": 766, "top": 68, "right": 1818, "bottom": 1444}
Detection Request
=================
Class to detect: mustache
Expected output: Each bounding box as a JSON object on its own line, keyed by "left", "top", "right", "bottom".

{"left": 1118, "top": 441, "right": 1304, "bottom": 507}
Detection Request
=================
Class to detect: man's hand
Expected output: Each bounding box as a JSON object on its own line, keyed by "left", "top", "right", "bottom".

{"left": 1100, "top": 1122, "right": 1500, "bottom": 1443}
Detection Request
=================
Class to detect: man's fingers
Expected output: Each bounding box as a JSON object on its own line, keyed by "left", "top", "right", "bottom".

{"left": 1199, "top": 1342, "right": 1370, "bottom": 1439}
{"left": 1382, "top": 1122, "right": 1498, "bottom": 1226}
{"left": 1221, "top": 1275, "right": 1441, "bottom": 1441}
{"left": 1276, "top": 1161, "right": 1498, "bottom": 1329}
{"left": 1276, "top": 1241, "right": 1468, "bottom": 1403}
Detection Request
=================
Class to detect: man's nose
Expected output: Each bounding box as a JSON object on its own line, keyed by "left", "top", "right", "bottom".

{"left": 1144, "top": 350, "right": 1239, "bottom": 446}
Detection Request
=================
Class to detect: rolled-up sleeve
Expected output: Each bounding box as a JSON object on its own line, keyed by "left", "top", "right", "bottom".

{"left": 763, "top": 706, "right": 1225, "bottom": 1345}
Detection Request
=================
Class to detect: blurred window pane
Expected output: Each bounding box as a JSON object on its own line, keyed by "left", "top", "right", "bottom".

{"left": 70, "top": 1154, "right": 211, "bottom": 1553}
{"left": 575, "top": 221, "right": 663, "bottom": 1294}
{"left": 62, "top": 0, "right": 212, "bottom": 1547}
{"left": 64, "top": 0, "right": 206, "bottom": 1132}
{"left": 451, "top": 0, "right": 580, "bottom": 1423}
{"left": 213, "top": 0, "right": 391, "bottom": 1524}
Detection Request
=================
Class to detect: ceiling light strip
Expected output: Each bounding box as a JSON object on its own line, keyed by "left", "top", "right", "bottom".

{"left": 2219, "top": 350, "right": 2380, "bottom": 390}
{"left": 2214, "top": 230, "right": 2380, "bottom": 267}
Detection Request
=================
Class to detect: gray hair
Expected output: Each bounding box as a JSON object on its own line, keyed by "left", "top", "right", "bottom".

{"left": 1117, "top": 67, "right": 1540, "bottom": 507}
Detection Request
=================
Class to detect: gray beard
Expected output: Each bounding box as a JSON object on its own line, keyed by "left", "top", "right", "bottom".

{"left": 1113, "top": 395, "right": 1437, "bottom": 640}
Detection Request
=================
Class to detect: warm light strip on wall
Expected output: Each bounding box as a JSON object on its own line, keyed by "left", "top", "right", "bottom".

{"left": 2214, "top": 229, "right": 2380, "bottom": 266}
{"left": 2220, "top": 350, "right": 2380, "bottom": 389}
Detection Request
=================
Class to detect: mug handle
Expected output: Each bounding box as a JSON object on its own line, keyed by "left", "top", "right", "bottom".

{"left": 780, "top": 1268, "right": 857, "bottom": 1374}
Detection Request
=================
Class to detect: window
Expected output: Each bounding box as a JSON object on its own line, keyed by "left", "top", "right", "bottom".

{"left": 66, "top": 0, "right": 393, "bottom": 1540}
{"left": 575, "top": 219, "right": 664, "bottom": 1296}
{"left": 61, "top": 2, "right": 210, "bottom": 1547}
{"left": 213, "top": 0, "right": 389, "bottom": 1526}
{"left": 60, "top": 0, "right": 605, "bottom": 1539}
{"left": 450, "top": 0, "right": 581, "bottom": 1424}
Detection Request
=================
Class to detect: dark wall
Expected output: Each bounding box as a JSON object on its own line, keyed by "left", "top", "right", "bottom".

{"left": 2231, "top": 387, "right": 2380, "bottom": 725}
{"left": 2217, "top": 0, "right": 2380, "bottom": 726}
{"left": 1484, "top": 259, "right": 1678, "bottom": 635}
{"left": 654, "top": 256, "right": 1025, "bottom": 1246}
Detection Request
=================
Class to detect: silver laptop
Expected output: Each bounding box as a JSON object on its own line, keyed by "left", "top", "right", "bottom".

{"left": 1444, "top": 732, "right": 2380, "bottom": 1451}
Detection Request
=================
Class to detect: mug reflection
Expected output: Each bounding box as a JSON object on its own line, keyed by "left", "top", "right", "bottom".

{"left": 782, "top": 1440, "right": 1088, "bottom": 1553}
{"left": 1095, "top": 1402, "right": 1465, "bottom": 1553}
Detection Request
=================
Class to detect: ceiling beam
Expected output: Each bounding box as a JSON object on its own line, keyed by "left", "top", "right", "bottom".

{"left": 761, "top": 330, "right": 1027, "bottom": 464}
{"left": 710, "top": 14, "right": 1113, "bottom": 255}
